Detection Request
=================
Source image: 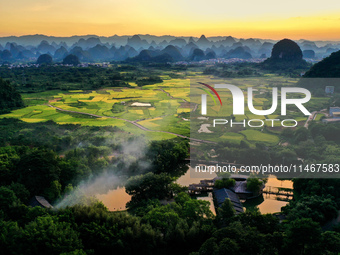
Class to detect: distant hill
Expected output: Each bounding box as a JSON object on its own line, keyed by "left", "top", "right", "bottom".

{"left": 1, "top": 34, "right": 340, "bottom": 63}
{"left": 302, "top": 50, "right": 315, "bottom": 59}
{"left": 0, "top": 78, "right": 24, "bottom": 114}
{"left": 88, "top": 44, "right": 110, "bottom": 60}
{"left": 128, "top": 50, "right": 173, "bottom": 63}
{"left": 225, "top": 46, "right": 252, "bottom": 59}
{"left": 75, "top": 37, "right": 102, "bottom": 49}
{"left": 304, "top": 50, "right": 340, "bottom": 78}
{"left": 261, "top": 39, "right": 308, "bottom": 70}
{"left": 161, "top": 45, "right": 183, "bottom": 61}
{"left": 189, "top": 48, "right": 205, "bottom": 61}
{"left": 54, "top": 46, "right": 68, "bottom": 60}
{"left": 37, "top": 40, "right": 56, "bottom": 54}
{"left": 196, "top": 35, "right": 211, "bottom": 49}
{"left": 299, "top": 50, "right": 340, "bottom": 92}
{"left": 271, "top": 39, "right": 303, "bottom": 61}
{"left": 36, "top": 54, "right": 52, "bottom": 64}
{"left": 258, "top": 42, "right": 274, "bottom": 57}
{"left": 63, "top": 54, "right": 80, "bottom": 66}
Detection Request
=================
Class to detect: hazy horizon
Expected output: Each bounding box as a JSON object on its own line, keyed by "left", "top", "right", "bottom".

{"left": 1, "top": 0, "right": 340, "bottom": 40}
{"left": 1, "top": 33, "right": 340, "bottom": 43}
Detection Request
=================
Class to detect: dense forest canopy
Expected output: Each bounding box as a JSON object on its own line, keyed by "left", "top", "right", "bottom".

{"left": 0, "top": 77, "right": 24, "bottom": 113}
{"left": 0, "top": 65, "right": 167, "bottom": 92}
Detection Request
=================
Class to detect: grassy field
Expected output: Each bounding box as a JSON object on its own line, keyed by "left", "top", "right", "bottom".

{"left": 315, "top": 113, "right": 325, "bottom": 121}
{"left": 1, "top": 72, "right": 331, "bottom": 143}
{"left": 1, "top": 78, "right": 191, "bottom": 140}
{"left": 240, "top": 130, "right": 280, "bottom": 144}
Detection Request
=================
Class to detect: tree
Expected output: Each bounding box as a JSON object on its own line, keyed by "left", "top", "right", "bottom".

{"left": 146, "top": 139, "right": 188, "bottom": 174}
{"left": 321, "top": 231, "right": 340, "bottom": 254}
{"left": 0, "top": 220, "right": 24, "bottom": 254}
{"left": 143, "top": 204, "right": 180, "bottom": 230}
{"left": 237, "top": 211, "right": 280, "bottom": 234}
{"left": 0, "top": 186, "right": 19, "bottom": 213}
{"left": 44, "top": 180, "right": 62, "bottom": 201}
{"left": 218, "top": 198, "right": 235, "bottom": 222}
{"left": 16, "top": 149, "right": 61, "bottom": 195}
{"left": 214, "top": 178, "right": 235, "bottom": 189}
{"left": 282, "top": 195, "right": 338, "bottom": 224}
{"left": 246, "top": 177, "right": 263, "bottom": 195}
{"left": 36, "top": 54, "right": 52, "bottom": 65}
{"left": 60, "top": 250, "right": 87, "bottom": 255}
{"left": 0, "top": 78, "right": 24, "bottom": 114}
{"left": 125, "top": 172, "right": 174, "bottom": 207}
{"left": 239, "top": 140, "right": 250, "bottom": 148}
{"left": 181, "top": 199, "right": 214, "bottom": 222}
{"left": 283, "top": 218, "right": 322, "bottom": 255}
{"left": 198, "top": 237, "right": 219, "bottom": 255}
{"left": 217, "top": 237, "right": 239, "bottom": 255}
{"left": 23, "top": 215, "right": 83, "bottom": 255}
{"left": 6, "top": 182, "right": 30, "bottom": 203}
{"left": 174, "top": 192, "right": 191, "bottom": 205}
{"left": 294, "top": 127, "right": 309, "bottom": 142}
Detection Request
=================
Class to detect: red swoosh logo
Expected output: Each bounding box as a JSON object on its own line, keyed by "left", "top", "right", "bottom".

{"left": 198, "top": 82, "right": 222, "bottom": 106}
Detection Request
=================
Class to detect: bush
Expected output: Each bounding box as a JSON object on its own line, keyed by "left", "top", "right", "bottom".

{"left": 214, "top": 178, "right": 236, "bottom": 189}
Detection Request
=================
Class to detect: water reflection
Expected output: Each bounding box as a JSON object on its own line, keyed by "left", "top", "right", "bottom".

{"left": 244, "top": 176, "right": 293, "bottom": 214}
{"left": 96, "top": 187, "right": 131, "bottom": 211}
{"left": 97, "top": 168, "right": 292, "bottom": 214}
{"left": 177, "top": 168, "right": 293, "bottom": 214}
{"left": 176, "top": 167, "right": 217, "bottom": 186}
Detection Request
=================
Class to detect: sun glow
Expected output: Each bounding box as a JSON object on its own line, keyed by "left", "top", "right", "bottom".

{"left": 0, "top": 0, "right": 340, "bottom": 40}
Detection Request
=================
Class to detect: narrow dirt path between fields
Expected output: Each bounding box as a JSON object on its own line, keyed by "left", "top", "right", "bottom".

{"left": 156, "top": 88, "right": 189, "bottom": 102}
{"left": 47, "top": 104, "right": 215, "bottom": 144}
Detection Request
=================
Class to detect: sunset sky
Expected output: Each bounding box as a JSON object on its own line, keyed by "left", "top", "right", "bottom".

{"left": 1, "top": 0, "right": 340, "bottom": 40}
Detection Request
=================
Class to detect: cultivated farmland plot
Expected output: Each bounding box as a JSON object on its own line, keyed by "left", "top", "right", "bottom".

{"left": 0, "top": 74, "right": 330, "bottom": 143}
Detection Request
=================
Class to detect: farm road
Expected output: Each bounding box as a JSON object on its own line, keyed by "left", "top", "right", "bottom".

{"left": 47, "top": 104, "right": 215, "bottom": 144}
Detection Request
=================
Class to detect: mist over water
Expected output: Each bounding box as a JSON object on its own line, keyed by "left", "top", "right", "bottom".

{"left": 54, "top": 172, "right": 122, "bottom": 209}
{"left": 54, "top": 137, "right": 151, "bottom": 209}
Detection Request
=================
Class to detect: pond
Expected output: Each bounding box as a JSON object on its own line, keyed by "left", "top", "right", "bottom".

{"left": 97, "top": 167, "right": 292, "bottom": 214}
{"left": 253, "top": 177, "right": 293, "bottom": 214}
{"left": 96, "top": 186, "right": 131, "bottom": 211}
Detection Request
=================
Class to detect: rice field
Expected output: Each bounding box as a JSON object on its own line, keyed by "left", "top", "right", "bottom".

{"left": 1, "top": 78, "right": 191, "bottom": 140}
{"left": 1, "top": 74, "right": 330, "bottom": 142}
{"left": 315, "top": 113, "right": 325, "bottom": 121}
{"left": 240, "top": 130, "right": 280, "bottom": 144}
